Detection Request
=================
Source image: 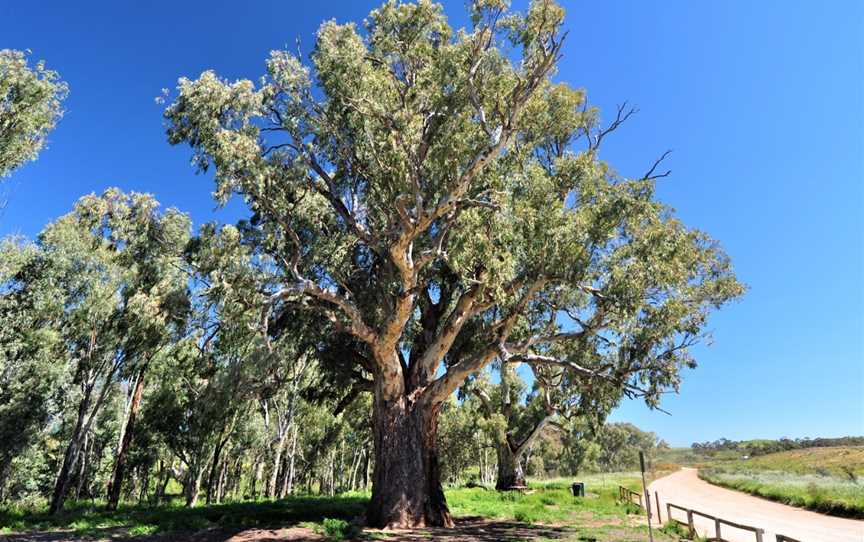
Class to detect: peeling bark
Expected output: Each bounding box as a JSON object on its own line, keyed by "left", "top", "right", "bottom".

{"left": 367, "top": 386, "right": 452, "bottom": 528}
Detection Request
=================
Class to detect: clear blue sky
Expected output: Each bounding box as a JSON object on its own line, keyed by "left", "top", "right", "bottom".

{"left": 2, "top": 1, "right": 862, "bottom": 446}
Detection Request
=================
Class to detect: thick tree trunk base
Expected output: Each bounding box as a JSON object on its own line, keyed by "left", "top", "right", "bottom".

{"left": 367, "top": 393, "right": 453, "bottom": 529}
{"left": 495, "top": 445, "right": 526, "bottom": 491}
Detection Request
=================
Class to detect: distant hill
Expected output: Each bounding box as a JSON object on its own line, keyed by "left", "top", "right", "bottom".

{"left": 690, "top": 436, "right": 864, "bottom": 457}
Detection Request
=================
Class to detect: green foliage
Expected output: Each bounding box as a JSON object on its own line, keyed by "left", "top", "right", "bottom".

{"left": 0, "top": 189, "right": 191, "bottom": 507}
{"left": 162, "top": 0, "right": 743, "bottom": 417}
{"left": 0, "top": 49, "right": 67, "bottom": 178}
{"left": 320, "top": 517, "right": 356, "bottom": 540}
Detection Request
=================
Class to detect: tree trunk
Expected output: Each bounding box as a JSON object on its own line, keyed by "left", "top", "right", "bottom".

{"left": 267, "top": 430, "right": 288, "bottom": 498}
{"left": 106, "top": 368, "right": 146, "bottom": 510}
{"left": 185, "top": 459, "right": 206, "bottom": 507}
{"left": 49, "top": 381, "right": 93, "bottom": 514}
{"left": 286, "top": 423, "right": 298, "bottom": 496}
{"left": 367, "top": 391, "right": 452, "bottom": 528}
{"left": 74, "top": 432, "right": 90, "bottom": 501}
{"left": 251, "top": 457, "right": 264, "bottom": 498}
{"left": 206, "top": 441, "right": 225, "bottom": 505}
{"left": 494, "top": 442, "right": 526, "bottom": 490}
{"left": 494, "top": 414, "right": 553, "bottom": 490}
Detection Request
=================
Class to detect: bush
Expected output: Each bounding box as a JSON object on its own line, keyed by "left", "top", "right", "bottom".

{"left": 321, "top": 517, "right": 355, "bottom": 540}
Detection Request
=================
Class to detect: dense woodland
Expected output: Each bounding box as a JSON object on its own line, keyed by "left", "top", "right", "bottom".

{"left": 0, "top": 0, "right": 743, "bottom": 530}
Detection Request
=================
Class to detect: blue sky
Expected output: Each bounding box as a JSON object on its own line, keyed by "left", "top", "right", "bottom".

{"left": 2, "top": 0, "right": 862, "bottom": 446}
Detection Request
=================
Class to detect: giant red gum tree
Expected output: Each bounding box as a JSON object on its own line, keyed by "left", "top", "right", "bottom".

{"left": 164, "top": 0, "right": 742, "bottom": 527}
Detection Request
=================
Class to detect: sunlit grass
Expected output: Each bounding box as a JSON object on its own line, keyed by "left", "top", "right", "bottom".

{"left": 446, "top": 473, "right": 645, "bottom": 523}
{"left": 0, "top": 473, "right": 664, "bottom": 540}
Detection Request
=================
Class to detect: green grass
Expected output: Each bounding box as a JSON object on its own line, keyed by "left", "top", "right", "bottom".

{"left": 0, "top": 473, "right": 668, "bottom": 541}
{"left": 447, "top": 472, "right": 646, "bottom": 524}
{"left": 698, "top": 447, "right": 864, "bottom": 518}
{"left": 0, "top": 495, "right": 367, "bottom": 538}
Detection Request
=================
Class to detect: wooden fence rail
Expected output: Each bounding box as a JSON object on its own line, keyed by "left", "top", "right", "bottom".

{"left": 617, "top": 485, "right": 643, "bottom": 508}
{"left": 665, "top": 501, "right": 765, "bottom": 542}
{"left": 775, "top": 536, "right": 802, "bottom": 542}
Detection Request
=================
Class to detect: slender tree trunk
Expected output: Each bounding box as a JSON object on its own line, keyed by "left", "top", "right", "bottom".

{"left": 252, "top": 456, "right": 264, "bottom": 498}
{"left": 267, "top": 429, "right": 288, "bottom": 498}
{"left": 106, "top": 368, "right": 146, "bottom": 510}
{"left": 137, "top": 465, "right": 150, "bottom": 504}
{"left": 184, "top": 460, "right": 205, "bottom": 507}
{"left": 206, "top": 440, "right": 226, "bottom": 505}
{"left": 286, "top": 423, "right": 298, "bottom": 496}
{"left": 49, "top": 380, "right": 93, "bottom": 514}
{"left": 74, "top": 432, "right": 90, "bottom": 500}
{"left": 367, "top": 389, "right": 452, "bottom": 528}
{"left": 217, "top": 458, "right": 227, "bottom": 503}
{"left": 363, "top": 449, "right": 370, "bottom": 489}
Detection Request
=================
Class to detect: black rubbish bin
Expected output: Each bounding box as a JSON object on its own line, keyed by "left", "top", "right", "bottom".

{"left": 571, "top": 482, "right": 585, "bottom": 497}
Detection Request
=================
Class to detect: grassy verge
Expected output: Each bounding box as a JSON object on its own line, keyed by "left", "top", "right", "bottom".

{"left": 699, "top": 469, "right": 864, "bottom": 518}
{"left": 697, "top": 446, "right": 864, "bottom": 518}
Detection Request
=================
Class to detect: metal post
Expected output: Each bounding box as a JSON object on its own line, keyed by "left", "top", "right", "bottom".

{"left": 639, "top": 451, "right": 654, "bottom": 542}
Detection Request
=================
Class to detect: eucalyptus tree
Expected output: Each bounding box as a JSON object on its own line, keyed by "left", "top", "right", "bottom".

{"left": 468, "top": 363, "right": 556, "bottom": 489}
{"left": 143, "top": 219, "right": 307, "bottom": 507}
{"left": 0, "top": 189, "right": 191, "bottom": 513}
{"left": 469, "top": 353, "right": 646, "bottom": 489}
{"left": 0, "top": 49, "right": 67, "bottom": 178}
{"left": 164, "top": 0, "right": 742, "bottom": 527}
{"left": 0, "top": 239, "right": 68, "bottom": 495}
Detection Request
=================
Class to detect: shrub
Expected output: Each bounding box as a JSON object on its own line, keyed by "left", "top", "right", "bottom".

{"left": 321, "top": 517, "right": 356, "bottom": 540}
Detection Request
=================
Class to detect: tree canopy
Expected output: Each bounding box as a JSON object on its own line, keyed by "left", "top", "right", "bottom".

{"left": 0, "top": 49, "right": 67, "bottom": 178}
{"left": 163, "top": 0, "right": 743, "bottom": 527}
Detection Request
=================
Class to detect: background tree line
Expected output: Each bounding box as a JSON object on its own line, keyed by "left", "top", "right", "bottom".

{"left": 690, "top": 436, "right": 864, "bottom": 458}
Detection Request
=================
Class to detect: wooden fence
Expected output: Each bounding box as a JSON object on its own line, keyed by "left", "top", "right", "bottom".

{"left": 617, "top": 485, "right": 643, "bottom": 508}
{"left": 664, "top": 501, "right": 803, "bottom": 542}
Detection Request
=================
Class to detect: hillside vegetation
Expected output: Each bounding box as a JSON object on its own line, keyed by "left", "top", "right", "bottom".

{"left": 699, "top": 447, "right": 864, "bottom": 518}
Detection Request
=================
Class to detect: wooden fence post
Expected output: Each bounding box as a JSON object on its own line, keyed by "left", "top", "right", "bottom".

{"left": 715, "top": 517, "right": 722, "bottom": 540}
{"left": 686, "top": 510, "right": 695, "bottom": 537}
{"left": 655, "top": 492, "right": 661, "bottom": 524}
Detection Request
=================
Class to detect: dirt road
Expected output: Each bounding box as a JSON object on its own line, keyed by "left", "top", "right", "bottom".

{"left": 648, "top": 468, "right": 864, "bottom": 542}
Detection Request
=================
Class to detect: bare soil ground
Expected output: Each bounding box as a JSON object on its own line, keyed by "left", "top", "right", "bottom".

{"left": 650, "top": 467, "right": 864, "bottom": 542}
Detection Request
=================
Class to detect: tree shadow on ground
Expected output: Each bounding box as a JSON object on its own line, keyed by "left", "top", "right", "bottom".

{"left": 0, "top": 496, "right": 364, "bottom": 542}
{"left": 1, "top": 517, "right": 576, "bottom": 541}
{"left": 362, "top": 516, "right": 574, "bottom": 541}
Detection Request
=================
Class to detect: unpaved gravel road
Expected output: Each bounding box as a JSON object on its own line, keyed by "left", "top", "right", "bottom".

{"left": 649, "top": 468, "right": 864, "bottom": 542}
